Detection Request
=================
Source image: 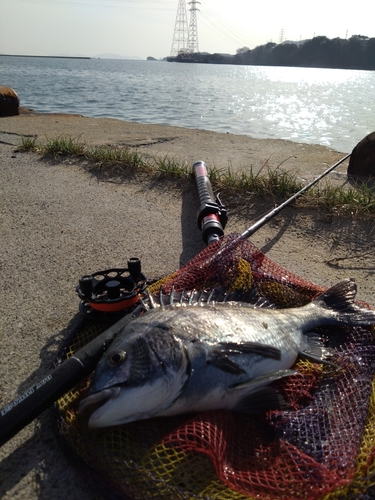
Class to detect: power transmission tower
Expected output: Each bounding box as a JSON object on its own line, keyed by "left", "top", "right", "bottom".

{"left": 170, "top": 0, "right": 189, "bottom": 57}
{"left": 187, "top": 0, "right": 200, "bottom": 53}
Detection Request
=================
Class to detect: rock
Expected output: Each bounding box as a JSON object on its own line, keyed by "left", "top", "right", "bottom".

{"left": 347, "top": 131, "right": 375, "bottom": 181}
{"left": 0, "top": 86, "right": 20, "bottom": 117}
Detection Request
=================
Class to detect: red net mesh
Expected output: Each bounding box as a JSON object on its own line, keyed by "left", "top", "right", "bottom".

{"left": 149, "top": 232, "right": 325, "bottom": 304}
{"left": 53, "top": 233, "right": 375, "bottom": 500}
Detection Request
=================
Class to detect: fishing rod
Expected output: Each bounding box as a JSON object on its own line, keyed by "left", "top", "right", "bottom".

{"left": 194, "top": 153, "right": 350, "bottom": 246}
{"left": 0, "top": 151, "right": 351, "bottom": 448}
{"left": 239, "top": 152, "right": 351, "bottom": 240}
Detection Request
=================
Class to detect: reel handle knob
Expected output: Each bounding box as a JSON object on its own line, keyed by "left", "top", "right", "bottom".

{"left": 79, "top": 275, "right": 94, "bottom": 298}
{"left": 127, "top": 258, "right": 141, "bottom": 278}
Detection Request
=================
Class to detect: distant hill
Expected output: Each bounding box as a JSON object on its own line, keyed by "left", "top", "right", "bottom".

{"left": 170, "top": 35, "right": 375, "bottom": 71}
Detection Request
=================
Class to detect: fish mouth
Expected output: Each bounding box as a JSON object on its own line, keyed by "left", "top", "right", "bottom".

{"left": 79, "top": 386, "right": 121, "bottom": 419}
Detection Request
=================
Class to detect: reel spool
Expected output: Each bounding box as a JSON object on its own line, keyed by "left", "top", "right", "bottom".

{"left": 76, "top": 257, "right": 147, "bottom": 321}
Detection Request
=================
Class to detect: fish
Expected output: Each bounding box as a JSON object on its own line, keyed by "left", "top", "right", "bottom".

{"left": 79, "top": 278, "right": 375, "bottom": 429}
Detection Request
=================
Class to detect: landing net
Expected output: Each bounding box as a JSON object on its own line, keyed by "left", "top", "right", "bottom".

{"left": 52, "top": 233, "right": 375, "bottom": 500}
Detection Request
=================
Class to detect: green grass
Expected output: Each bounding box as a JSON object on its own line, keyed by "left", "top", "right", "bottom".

{"left": 19, "top": 135, "right": 375, "bottom": 216}
{"left": 20, "top": 136, "right": 38, "bottom": 151}
{"left": 313, "top": 182, "right": 375, "bottom": 213}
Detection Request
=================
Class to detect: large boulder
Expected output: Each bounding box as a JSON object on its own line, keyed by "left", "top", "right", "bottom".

{"left": 0, "top": 86, "right": 20, "bottom": 116}
{"left": 347, "top": 132, "right": 375, "bottom": 181}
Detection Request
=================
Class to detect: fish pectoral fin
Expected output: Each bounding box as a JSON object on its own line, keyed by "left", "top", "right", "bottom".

{"left": 208, "top": 350, "right": 247, "bottom": 375}
{"left": 230, "top": 369, "right": 300, "bottom": 415}
{"left": 207, "top": 342, "right": 282, "bottom": 375}
{"left": 217, "top": 341, "right": 281, "bottom": 360}
{"left": 232, "top": 386, "right": 288, "bottom": 415}
{"left": 232, "top": 368, "right": 299, "bottom": 390}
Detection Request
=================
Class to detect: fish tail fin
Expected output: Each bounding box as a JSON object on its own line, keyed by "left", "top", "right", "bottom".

{"left": 312, "top": 278, "right": 375, "bottom": 326}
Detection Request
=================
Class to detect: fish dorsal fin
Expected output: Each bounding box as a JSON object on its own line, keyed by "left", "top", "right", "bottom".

{"left": 221, "top": 288, "right": 277, "bottom": 309}
{"left": 147, "top": 290, "right": 158, "bottom": 309}
{"left": 144, "top": 288, "right": 226, "bottom": 309}
{"left": 169, "top": 287, "right": 175, "bottom": 305}
{"left": 313, "top": 279, "right": 356, "bottom": 310}
{"left": 144, "top": 287, "right": 277, "bottom": 310}
{"left": 180, "top": 289, "right": 187, "bottom": 304}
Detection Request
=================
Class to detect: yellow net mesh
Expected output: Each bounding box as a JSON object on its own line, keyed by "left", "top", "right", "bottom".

{"left": 52, "top": 233, "right": 375, "bottom": 500}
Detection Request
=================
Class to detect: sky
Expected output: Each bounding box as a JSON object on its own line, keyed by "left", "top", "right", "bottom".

{"left": 1, "top": 0, "right": 374, "bottom": 60}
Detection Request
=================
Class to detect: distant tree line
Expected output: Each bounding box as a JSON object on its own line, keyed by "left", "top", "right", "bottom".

{"left": 172, "top": 35, "right": 375, "bottom": 70}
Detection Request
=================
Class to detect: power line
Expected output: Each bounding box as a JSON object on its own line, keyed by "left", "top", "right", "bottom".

{"left": 199, "top": 9, "right": 250, "bottom": 49}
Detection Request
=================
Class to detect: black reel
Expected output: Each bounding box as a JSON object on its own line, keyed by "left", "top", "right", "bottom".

{"left": 76, "top": 258, "right": 148, "bottom": 322}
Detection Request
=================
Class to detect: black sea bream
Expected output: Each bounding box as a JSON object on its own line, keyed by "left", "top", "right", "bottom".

{"left": 79, "top": 279, "right": 375, "bottom": 428}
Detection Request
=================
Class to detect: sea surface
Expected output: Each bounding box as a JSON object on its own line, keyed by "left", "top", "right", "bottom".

{"left": 1, "top": 56, "right": 375, "bottom": 153}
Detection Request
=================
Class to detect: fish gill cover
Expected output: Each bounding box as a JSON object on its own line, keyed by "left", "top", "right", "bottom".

{"left": 52, "top": 233, "right": 375, "bottom": 500}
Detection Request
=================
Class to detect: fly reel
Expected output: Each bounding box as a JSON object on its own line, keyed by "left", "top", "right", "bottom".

{"left": 76, "top": 258, "right": 147, "bottom": 321}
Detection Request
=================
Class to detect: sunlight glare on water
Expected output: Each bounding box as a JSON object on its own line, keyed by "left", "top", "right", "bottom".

{"left": 225, "top": 65, "right": 374, "bottom": 150}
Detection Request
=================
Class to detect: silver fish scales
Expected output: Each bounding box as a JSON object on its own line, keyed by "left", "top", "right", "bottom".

{"left": 79, "top": 279, "right": 375, "bottom": 428}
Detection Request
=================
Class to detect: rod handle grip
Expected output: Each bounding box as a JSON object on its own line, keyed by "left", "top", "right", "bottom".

{"left": 193, "top": 161, "right": 227, "bottom": 245}
{"left": 193, "top": 160, "right": 216, "bottom": 207}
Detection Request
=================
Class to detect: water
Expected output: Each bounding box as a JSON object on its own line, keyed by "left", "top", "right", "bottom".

{"left": 1, "top": 56, "right": 375, "bottom": 152}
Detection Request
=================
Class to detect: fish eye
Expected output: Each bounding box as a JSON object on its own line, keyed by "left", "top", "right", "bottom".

{"left": 107, "top": 349, "right": 127, "bottom": 367}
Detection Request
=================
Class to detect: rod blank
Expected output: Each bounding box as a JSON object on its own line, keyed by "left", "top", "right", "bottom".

{"left": 240, "top": 153, "right": 351, "bottom": 241}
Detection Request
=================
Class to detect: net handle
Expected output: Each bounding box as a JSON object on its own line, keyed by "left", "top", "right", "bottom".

{"left": 240, "top": 153, "right": 351, "bottom": 240}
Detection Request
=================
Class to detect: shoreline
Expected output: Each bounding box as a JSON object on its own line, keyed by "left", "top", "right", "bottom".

{"left": 1, "top": 108, "right": 350, "bottom": 186}
{"left": 0, "top": 54, "right": 91, "bottom": 59}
